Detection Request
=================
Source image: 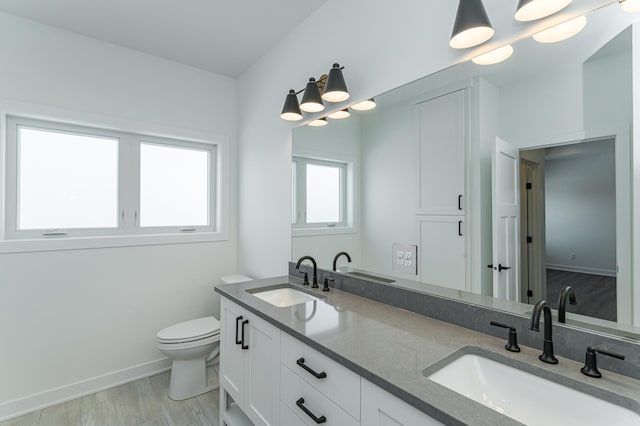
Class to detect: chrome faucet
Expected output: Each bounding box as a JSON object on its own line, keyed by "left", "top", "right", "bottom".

{"left": 529, "top": 300, "right": 558, "bottom": 364}
{"left": 332, "top": 251, "right": 352, "bottom": 271}
{"left": 557, "top": 286, "right": 577, "bottom": 323}
{"left": 296, "top": 256, "right": 318, "bottom": 288}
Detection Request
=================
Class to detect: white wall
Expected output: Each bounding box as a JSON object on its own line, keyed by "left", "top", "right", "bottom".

{"left": 545, "top": 150, "right": 616, "bottom": 274}
{"left": 360, "top": 101, "right": 416, "bottom": 277}
{"left": 583, "top": 41, "right": 633, "bottom": 133}
{"left": 499, "top": 63, "right": 585, "bottom": 149}
{"left": 0, "top": 12, "right": 237, "bottom": 418}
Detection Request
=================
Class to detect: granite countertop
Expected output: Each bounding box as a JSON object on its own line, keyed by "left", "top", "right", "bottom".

{"left": 215, "top": 276, "right": 640, "bottom": 426}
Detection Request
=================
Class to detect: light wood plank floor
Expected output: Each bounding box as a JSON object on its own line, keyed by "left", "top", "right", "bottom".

{"left": 1, "top": 368, "right": 219, "bottom": 426}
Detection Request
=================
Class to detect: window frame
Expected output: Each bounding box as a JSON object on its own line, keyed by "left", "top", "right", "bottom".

{"left": 292, "top": 156, "right": 351, "bottom": 232}
{"left": 2, "top": 112, "right": 225, "bottom": 250}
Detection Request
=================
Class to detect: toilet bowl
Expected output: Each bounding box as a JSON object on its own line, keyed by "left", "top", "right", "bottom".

{"left": 157, "top": 316, "right": 221, "bottom": 400}
{"left": 157, "top": 274, "right": 252, "bottom": 400}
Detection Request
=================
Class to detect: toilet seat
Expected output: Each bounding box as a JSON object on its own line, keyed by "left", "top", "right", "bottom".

{"left": 157, "top": 316, "right": 220, "bottom": 344}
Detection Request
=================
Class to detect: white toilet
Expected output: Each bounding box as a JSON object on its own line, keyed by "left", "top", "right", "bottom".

{"left": 156, "top": 274, "right": 251, "bottom": 401}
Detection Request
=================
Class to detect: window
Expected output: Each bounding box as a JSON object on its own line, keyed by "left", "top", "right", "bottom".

{"left": 139, "top": 142, "right": 210, "bottom": 228}
{"left": 5, "top": 116, "right": 217, "bottom": 240}
{"left": 292, "top": 156, "right": 348, "bottom": 229}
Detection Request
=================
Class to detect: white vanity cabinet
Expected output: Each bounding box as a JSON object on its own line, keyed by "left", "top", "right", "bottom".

{"left": 361, "top": 379, "right": 445, "bottom": 426}
{"left": 219, "top": 295, "right": 445, "bottom": 426}
{"left": 220, "top": 298, "right": 280, "bottom": 426}
{"left": 280, "top": 332, "right": 360, "bottom": 425}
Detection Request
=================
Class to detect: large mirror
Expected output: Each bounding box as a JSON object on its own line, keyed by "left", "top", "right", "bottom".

{"left": 291, "top": 3, "right": 640, "bottom": 336}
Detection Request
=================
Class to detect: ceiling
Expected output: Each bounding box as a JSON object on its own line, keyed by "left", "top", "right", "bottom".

{"left": 0, "top": 0, "right": 328, "bottom": 77}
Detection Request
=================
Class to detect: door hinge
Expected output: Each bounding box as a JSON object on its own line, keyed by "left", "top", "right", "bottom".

{"left": 526, "top": 236, "right": 533, "bottom": 243}
{"left": 526, "top": 182, "right": 532, "bottom": 190}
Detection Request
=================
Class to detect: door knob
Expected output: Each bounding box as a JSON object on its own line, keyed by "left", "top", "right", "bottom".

{"left": 498, "top": 264, "right": 511, "bottom": 272}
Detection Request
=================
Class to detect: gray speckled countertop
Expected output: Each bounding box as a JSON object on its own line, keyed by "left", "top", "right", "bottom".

{"left": 215, "top": 276, "right": 640, "bottom": 426}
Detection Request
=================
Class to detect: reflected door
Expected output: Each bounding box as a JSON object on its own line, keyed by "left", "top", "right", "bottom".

{"left": 492, "top": 138, "right": 520, "bottom": 301}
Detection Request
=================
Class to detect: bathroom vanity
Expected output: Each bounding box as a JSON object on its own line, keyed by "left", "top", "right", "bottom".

{"left": 215, "top": 275, "right": 640, "bottom": 426}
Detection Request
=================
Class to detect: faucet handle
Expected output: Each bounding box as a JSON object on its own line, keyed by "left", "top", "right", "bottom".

{"left": 323, "top": 277, "right": 334, "bottom": 292}
{"left": 300, "top": 272, "right": 309, "bottom": 285}
{"left": 490, "top": 321, "right": 521, "bottom": 352}
{"left": 581, "top": 346, "right": 625, "bottom": 378}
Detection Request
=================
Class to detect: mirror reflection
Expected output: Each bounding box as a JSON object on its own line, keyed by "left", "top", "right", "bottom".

{"left": 291, "top": 4, "right": 640, "bottom": 334}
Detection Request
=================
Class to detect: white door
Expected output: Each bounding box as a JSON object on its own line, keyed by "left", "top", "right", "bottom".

{"left": 492, "top": 137, "right": 520, "bottom": 301}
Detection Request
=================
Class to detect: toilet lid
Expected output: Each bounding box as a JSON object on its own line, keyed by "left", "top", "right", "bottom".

{"left": 157, "top": 316, "right": 220, "bottom": 343}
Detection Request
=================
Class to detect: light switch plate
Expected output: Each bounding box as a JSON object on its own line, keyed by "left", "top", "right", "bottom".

{"left": 392, "top": 243, "right": 418, "bottom": 275}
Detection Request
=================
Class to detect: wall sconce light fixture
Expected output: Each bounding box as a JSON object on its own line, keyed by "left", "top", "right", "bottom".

{"left": 620, "top": 0, "right": 640, "bottom": 13}
{"left": 308, "top": 117, "right": 328, "bottom": 127}
{"left": 280, "top": 89, "right": 303, "bottom": 121}
{"left": 351, "top": 98, "right": 377, "bottom": 111}
{"left": 532, "top": 15, "right": 587, "bottom": 43}
{"left": 323, "top": 63, "right": 350, "bottom": 102}
{"left": 515, "top": 0, "right": 572, "bottom": 22}
{"left": 450, "top": 0, "right": 494, "bottom": 49}
{"left": 300, "top": 77, "right": 325, "bottom": 113}
{"left": 280, "top": 63, "right": 349, "bottom": 121}
{"left": 327, "top": 108, "right": 351, "bottom": 119}
{"left": 450, "top": 0, "right": 588, "bottom": 57}
{"left": 472, "top": 44, "right": 514, "bottom": 65}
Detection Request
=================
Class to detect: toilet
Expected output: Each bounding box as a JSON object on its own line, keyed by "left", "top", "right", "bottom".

{"left": 156, "top": 274, "right": 252, "bottom": 400}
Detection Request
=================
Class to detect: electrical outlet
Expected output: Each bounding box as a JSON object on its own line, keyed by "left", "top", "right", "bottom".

{"left": 570, "top": 253, "right": 576, "bottom": 260}
{"left": 392, "top": 243, "right": 418, "bottom": 275}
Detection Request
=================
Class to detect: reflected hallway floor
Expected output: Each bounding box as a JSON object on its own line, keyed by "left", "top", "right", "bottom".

{"left": 546, "top": 268, "right": 616, "bottom": 322}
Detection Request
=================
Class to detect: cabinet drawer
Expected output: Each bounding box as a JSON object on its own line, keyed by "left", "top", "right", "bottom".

{"left": 280, "top": 401, "right": 306, "bottom": 426}
{"left": 281, "top": 365, "right": 359, "bottom": 426}
{"left": 281, "top": 332, "right": 360, "bottom": 419}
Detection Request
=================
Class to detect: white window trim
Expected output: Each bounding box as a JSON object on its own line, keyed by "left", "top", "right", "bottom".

{"left": 0, "top": 98, "right": 229, "bottom": 254}
{"left": 291, "top": 155, "right": 357, "bottom": 237}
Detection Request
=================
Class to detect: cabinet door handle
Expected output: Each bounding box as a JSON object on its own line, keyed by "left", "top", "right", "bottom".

{"left": 458, "top": 194, "right": 463, "bottom": 210}
{"left": 458, "top": 220, "right": 463, "bottom": 236}
{"left": 296, "top": 397, "right": 326, "bottom": 424}
{"left": 241, "top": 319, "right": 249, "bottom": 350}
{"left": 296, "top": 357, "right": 327, "bottom": 379}
{"left": 235, "top": 316, "right": 243, "bottom": 345}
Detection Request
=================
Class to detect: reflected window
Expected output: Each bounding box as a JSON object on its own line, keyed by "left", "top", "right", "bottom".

{"left": 292, "top": 156, "right": 347, "bottom": 228}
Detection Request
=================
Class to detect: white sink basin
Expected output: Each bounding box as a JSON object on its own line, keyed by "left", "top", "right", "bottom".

{"left": 249, "top": 286, "right": 321, "bottom": 308}
{"left": 426, "top": 350, "right": 640, "bottom": 425}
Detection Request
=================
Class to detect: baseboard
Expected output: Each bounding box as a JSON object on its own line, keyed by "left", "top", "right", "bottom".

{"left": 0, "top": 358, "right": 171, "bottom": 422}
{"left": 546, "top": 264, "right": 617, "bottom": 277}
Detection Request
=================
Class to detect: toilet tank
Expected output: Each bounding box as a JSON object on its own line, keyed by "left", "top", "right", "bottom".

{"left": 220, "top": 274, "right": 252, "bottom": 285}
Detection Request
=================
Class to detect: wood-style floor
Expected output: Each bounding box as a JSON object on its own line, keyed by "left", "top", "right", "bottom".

{"left": 1, "top": 368, "right": 219, "bottom": 426}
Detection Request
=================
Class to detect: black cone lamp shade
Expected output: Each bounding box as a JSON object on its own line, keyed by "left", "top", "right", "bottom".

{"left": 322, "top": 63, "right": 350, "bottom": 102}
{"left": 515, "top": 0, "right": 572, "bottom": 22}
{"left": 280, "top": 89, "right": 303, "bottom": 121}
{"left": 450, "top": 0, "right": 494, "bottom": 49}
{"left": 300, "top": 78, "right": 325, "bottom": 113}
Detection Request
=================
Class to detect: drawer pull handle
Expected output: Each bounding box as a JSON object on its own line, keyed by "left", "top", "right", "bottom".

{"left": 296, "top": 397, "right": 326, "bottom": 424}
{"left": 235, "top": 316, "right": 243, "bottom": 345}
{"left": 296, "top": 357, "right": 327, "bottom": 379}
{"left": 241, "top": 319, "right": 249, "bottom": 350}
